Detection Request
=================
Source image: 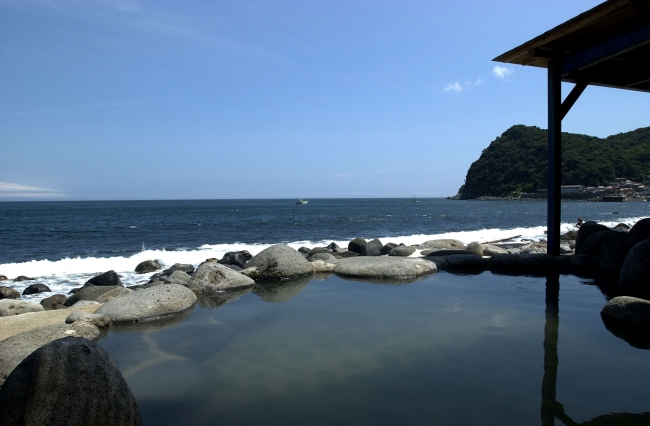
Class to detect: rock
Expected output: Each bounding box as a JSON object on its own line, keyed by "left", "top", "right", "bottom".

{"left": 618, "top": 239, "right": 650, "bottom": 293}
{"left": 40, "top": 294, "right": 67, "bottom": 310}
{"left": 560, "top": 230, "right": 579, "bottom": 241}
{"left": 240, "top": 267, "right": 260, "bottom": 280}
{"left": 0, "top": 300, "right": 44, "bottom": 317}
{"left": 65, "top": 311, "right": 111, "bottom": 327}
{"left": 481, "top": 244, "right": 508, "bottom": 256}
{"left": 418, "top": 239, "right": 465, "bottom": 250}
{"left": 489, "top": 254, "right": 570, "bottom": 274}
{"left": 389, "top": 246, "right": 416, "bottom": 257}
{"left": 445, "top": 254, "right": 488, "bottom": 270}
{"left": 601, "top": 296, "right": 650, "bottom": 327}
{"left": 465, "top": 242, "right": 483, "bottom": 256}
{"left": 0, "top": 275, "right": 7, "bottom": 281}
{"left": 64, "top": 285, "right": 122, "bottom": 307}
{"left": 187, "top": 261, "right": 255, "bottom": 291}
{"left": 614, "top": 223, "right": 631, "bottom": 232}
{"left": 310, "top": 260, "right": 337, "bottom": 273}
{"left": 422, "top": 249, "right": 471, "bottom": 257}
{"left": 333, "top": 257, "right": 437, "bottom": 282}
{"left": 0, "top": 336, "right": 142, "bottom": 425}
{"left": 628, "top": 218, "right": 650, "bottom": 239}
{"left": 559, "top": 244, "right": 573, "bottom": 255}
{"left": 163, "top": 263, "right": 195, "bottom": 276}
{"left": 219, "top": 251, "right": 252, "bottom": 269}
{"left": 246, "top": 244, "right": 314, "bottom": 282}
{"left": 95, "top": 287, "right": 133, "bottom": 303}
{"left": 361, "top": 238, "right": 383, "bottom": 256}
{"left": 164, "top": 270, "right": 191, "bottom": 285}
{"left": 348, "top": 238, "right": 367, "bottom": 255}
{"left": 13, "top": 276, "right": 33, "bottom": 282}
{"left": 86, "top": 270, "right": 122, "bottom": 287}
{"left": 599, "top": 232, "right": 641, "bottom": 273}
{"left": 575, "top": 221, "right": 610, "bottom": 253}
{"left": 424, "top": 256, "right": 449, "bottom": 270}
{"left": 0, "top": 323, "right": 102, "bottom": 388}
{"left": 309, "top": 247, "right": 331, "bottom": 255}
{"left": 22, "top": 283, "right": 51, "bottom": 296}
{"left": 341, "top": 251, "right": 360, "bottom": 258}
{"left": 576, "top": 230, "right": 616, "bottom": 256}
{"left": 298, "top": 247, "right": 311, "bottom": 254}
{"left": 95, "top": 284, "right": 196, "bottom": 324}
{"left": 0, "top": 286, "right": 20, "bottom": 300}
{"left": 380, "top": 243, "right": 398, "bottom": 255}
{"left": 307, "top": 252, "right": 338, "bottom": 263}
{"left": 327, "top": 242, "right": 346, "bottom": 253}
{"left": 128, "top": 281, "right": 164, "bottom": 291}
{"left": 135, "top": 260, "right": 161, "bottom": 274}
{"left": 570, "top": 254, "right": 599, "bottom": 270}
{"left": 253, "top": 275, "right": 312, "bottom": 303}
{"left": 70, "top": 300, "right": 101, "bottom": 308}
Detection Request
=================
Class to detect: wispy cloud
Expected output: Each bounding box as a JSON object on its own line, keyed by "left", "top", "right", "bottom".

{"left": 0, "top": 181, "right": 65, "bottom": 198}
{"left": 492, "top": 65, "right": 514, "bottom": 81}
{"left": 443, "top": 78, "right": 482, "bottom": 93}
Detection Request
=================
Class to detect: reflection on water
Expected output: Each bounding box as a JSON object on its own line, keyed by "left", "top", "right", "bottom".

{"left": 99, "top": 272, "right": 650, "bottom": 426}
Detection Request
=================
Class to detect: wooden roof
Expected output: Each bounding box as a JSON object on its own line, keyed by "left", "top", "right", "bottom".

{"left": 494, "top": 0, "right": 650, "bottom": 92}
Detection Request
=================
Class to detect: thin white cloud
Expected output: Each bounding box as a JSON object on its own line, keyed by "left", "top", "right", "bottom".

{"left": 0, "top": 181, "right": 65, "bottom": 198}
{"left": 443, "top": 78, "right": 482, "bottom": 93}
{"left": 492, "top": 65, "right": 514, "bottom": 81}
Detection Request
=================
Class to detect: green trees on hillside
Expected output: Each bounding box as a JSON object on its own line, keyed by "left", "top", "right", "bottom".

{"left": 459, "top": 125, "right": 650, "bottom": 199}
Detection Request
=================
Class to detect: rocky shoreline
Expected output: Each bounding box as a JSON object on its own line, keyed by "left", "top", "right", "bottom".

{"left": 1, "top": 218, "right": 649, "bottom": 424}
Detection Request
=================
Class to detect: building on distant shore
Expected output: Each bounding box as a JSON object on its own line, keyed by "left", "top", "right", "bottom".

{"left": 561, "top": 185, "right": 584, "bottom": 194}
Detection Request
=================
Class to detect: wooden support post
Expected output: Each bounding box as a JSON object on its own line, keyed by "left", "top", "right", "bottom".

{"left": 547, "top": 60, "right": 562, "bottom": 256}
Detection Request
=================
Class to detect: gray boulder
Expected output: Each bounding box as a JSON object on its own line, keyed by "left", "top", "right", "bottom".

{"left": 388, "top": 246, "right": 416, "bottom": 257}
{"left": 575, "top": 221, "right": 610, "bottom": 253}
{"left": 465, "top": 242, "right": 483, "bottom": 256}
{"left": 246, "top": 245, "right": 313, "bottom": 282}
{"left": 95, "top": 287, "right": 133, "bottom": 303}
{"left": 86, "top": 270, "right": 122, "bottom": 287}
{"left": 380, "top": 243, "right": 398, "bottom": 255}
{"left": 0, "top": 323, "right": 102, "bottom": 388}
{"left": 95, "top": 284, "right": 197, "bottom": 324}
{"left": 0, "top": 286, "right": 20, "bottom": 300}
{"left": 22, "top": 283, "right": 51, "bottom": 296}
{"left": 65, "top": 311, "right": 112, "bottom": 328}
{"left": 309, "top": 247, "right": 331, "bottom": 255}
{"left": 362, "top": 238, "right": 383, "bottom": 256}
{"left": 65, "top": 285, "right": 122, "bottom": 307}
{"left": 307, "top": 252, "right": 339, "bottom": 263}
{"left": 348, "top": 238, "right": 367, "bottom": 255}
{"left": 187, "top": 261, "right": 255, "bottom": 291}
{"left": 482, "top": 244, "right": 508, "bottom": 256}
{"left": 618, "top": 239, "right": 650, "bottom": 293}
{"left": 135, "top": 260, "right": 161, "bottom": 274}
{"left": 419, "top": 239, "right": 465, "bottom": 250}
{"left": 341, "top": 251, "right": 360, "bottom": 258}
{"left": 164, "top": 270, "right": 192, "bottom": 285}
{"left": 70, "top": 300, "right": 101, "bottom": 308}
{"left": 0, "top": 275, "right": 7, "bottom": 281}
{"left": 240, "top": 266, "right": 260, "bottom": 280}
{"left": 601, "top": 296, "right": 650, "bottom": 327}
{"left": 40, "top": 294, "right": 67, "bottom": 310}
{"left": 0, "top": 299, "right": 44, "bottom": 317}
{"left": 560, "top": 230, "right": 579, "bottom": 241}
{"left": 333, "top": 257, "right": 437, "bottom": 282}
{"left": 0, "top": 336, "right": 142, "bottom": 426}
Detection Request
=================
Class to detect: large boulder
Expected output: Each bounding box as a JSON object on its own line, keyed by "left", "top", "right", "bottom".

{"left": 618, "top": 239, "right": 650, "bottom": 293}
{"left": 601, "top": 296, "right": 650, "bottom": 328}
{"left": 86, "top": 270, "right": 122, "bottom": 287}
{"left": 307, "top": 252, "right": 339, "bottom": 263}
{"left": 380, "top": 243, "right": 398, "bottom": 255}
{"left": 0, "top": 300, "right": 44, "bottom": 317}
{"left": 465, "top": 242, "right": 484, "bottom": 256}
{"left": 575, "top": 221, "right": 610, "bottom": 253}
{"left": 576, "top": 230, "right": 616, "bottom": 257}
{"left": 0, "top": 286, "right": 20, "bottom": 300}
{"left": 219, "top": 251, "right": 252, "bottom": 269}
{"left": 0, "top": 322, "right": 102, "bottom": 387}
{"left": 628, "top": 218, "right": 650, "bottom": 240}
{"left": 95, "top": 284, "right": 197, "bottom": 324}
{"left": 246, "top": 245, "right": 313, "bottom": 282}
{"left": 388, "top": 246, "right": 416, "bottom": 257}
{"left": 0, "top": 275, "right": 7, "bottom": 281}
{"left": 333, "top": 257, "right": 437, "bottom": 282}
{"left": 135, "top": 260, "right": 161, "bottom": 274}
{"left": 348, "top": 238, "right": 367, "bottom": 255}
{"left": 187, "top": 261, "right": 255, "bottom": 291}
{"left": 0, "top": 337, "right": 142, "bottom": 426}
{"left": 599, "top": 232, "right": 642, "bottom": 273}
{"left": 164, "top": 270, "right": 191, "bottom": 285}
{"left": 482, "top": 244, "right": 508, "bottom": 256}
{"left": 40, "top": 294, "right": 67, "bottom": 310}
{"left": 418, "top": 239, "right": 465, "bottom": 250}
{"left": 64, "top": 285, "right": 122, "bottom": 307}
{"left": 22, "top": 283, "right": 51, "bottom": 296}
{"left": 94, "top": 287, "right": 133, "bottom": 303}
{"left": 65, "top": 311, "right": 111, "bottom": 328}
{"left": 361, "top": 238, "right": 383, "bottom": 256}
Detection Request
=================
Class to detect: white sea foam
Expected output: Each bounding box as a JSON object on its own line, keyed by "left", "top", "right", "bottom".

{"left": 2, "top": 216, "right": 646, "bottom": 301}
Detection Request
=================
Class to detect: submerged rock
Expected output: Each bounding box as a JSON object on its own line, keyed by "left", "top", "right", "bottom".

{"left": 333, "top": 257, "right": 436, "bottom": 282}
{"left": 196, "top": 287, "right": 253, "bottom": 309}
{"left": 247, "top": 245, "right": 313, "bottom": 282}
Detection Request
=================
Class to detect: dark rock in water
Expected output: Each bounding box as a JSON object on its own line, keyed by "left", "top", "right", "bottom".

{"left": 0, "top": 275, "right": 7, "bottom": 281}
{"left": 599, "top": 233, "right": 642, "bottom": 273}
{"left": 575, "top": 221, "right": 610, "bottom": 253}
{"left": 247, "top": 245, "right": 313, "bottom": 282}
{"left": 0, "top": 286, "right": 20, "bottom": 300}
{"left": 163, "top": 263, "right": 195, "bottom": 276}
{"left": 298, "top": 247, "right": 311, "bottom": 254}
{"left": 148, "top": 273, "right": 166, "bottom": 283}
{"left": 22, "top": 283, "right": 51, "bottom": 296}
{"left": 348, "top": 238, "right": 367, "bottom": 255}
{"left": 0, "top": 336, "right": 142, "bottom": 426}
{"left": 618, "top": 239, "right": 650, "bottom": 293}
{"left": 327, "top": 242, "right": 346, "bottom": 253}
{"left": 40, "top": 294, "right": 67, "bottom": 310}
{"left": 341, "top": 251, "right": 360, "bottom": 258}
{"left": 135, "top": 260, "right": 161, "bottom": 274}
{"left": 13, "top": 276, "right": 33, "bottom": 282}
{"left": 629, "top": 218, "right": 650, "bottom": 240}
{"left": 425, "top": 256, "right": 449, "bottom": 270}
{"left": 422, "top": 249, "right": 471, "bottom": 257}
{"left": 601, "top": 296, "right": 650, "bottom": 328}
{"left": 577, "top": 230, "right": 616, "bottom": 257}
{"left": 362, "top": 238, "right": 383, "bottom": 256}
{"left": 219, "top": 252, "right": 249, "bottom": 269}
{"left": 389, "top": 246, "right": 416, "bottom": 257}
{"left": 445, "top": 254, "right": 488, "bottom": 270}
{"left": 87, "top": 270, "right": 122, "bottom": 287}
{"left": 560, "top": 230, "right": 578, "bottom": 240}
{"left": 380, "top": 243, "right": 398, "bottom": 255}
{"left": 64, "top": 285, "right": 122, "bottom": 307}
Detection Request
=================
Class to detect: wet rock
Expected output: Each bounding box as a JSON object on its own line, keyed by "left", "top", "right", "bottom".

{"left": 86, "top": 270, "right": 122, "bottom": 287}
{"left": 380, "top": 243, "right": 398, "bottom": 255}
{"left": 601, "top": 296, "right": 650, "bottom": 328}
{"left": 348, "top": 238, "right": 367, "bottom": 255}
{"left": 0, "top": 286, "right": 20, "bottom": 300}
{"left": 135, "top": 259, "right": 161, "bottom": 274}
{"left": 575, "top": 221, "right": 610, "bottom": 253}
{"left": 298, "top": 247, "right": 311, "bottom": 255}
{"left": 95, "top": 287, "right": 133, "bottom": 303}
{"left": 0, "top": 300, "right": 44, "bottom": 317}
{"left": 481, "top": 244, "right": 508, "bottom": 256}
{"left": 22, "top": 283, "right": 51, "bottom": 296}
{"left": 307, "top": 252, "right": 338, "bottom": 263}
{"left": 618, "top": 239, "right": 650, "bottom": 293}
{"left": 445, "top": 254, "right": 488, "bottom": 270}
{"left": 628, "top": 218, "right": 650, "bottom": 240}
{"left": 65, "top": 311, "right": 111, "bottom": 328}
{"left": 65, "top": 285, "right": 122, "bottom": 307}
{"left": 164, "top": 270, "right": 191, "bottom": 285}
{"left": 600, "top": 232, "right": 641, "bottom": 273}
{"left": 333, "top": 257, "right": 437, "bottom": 281}
{"left": 0, "top": 275, "right": 7, "bottom": 281}
{"left": 560, "top": 230, "right": 579, "bottom": 241}
{"left": 219, "top": 251, "right": 252, "bottom": 269}
{"left": 40, "top": 294, "right": 67, "bottom": 310}
{"left": 247, "top": 244, "right": 314, "bottom": 282}
{"left": 389, "top": 246, "right": 416, "bottom": 257}
{"left": 0, "top": 322, "right": 102, "bottom": 388}
{"left": 419, "top": 239, "right": 465, "bottom": 250}
{"left": 465, "top": 242, "right": 483, "bottom": 256}
{"left": 253, "top": 275, "right": 312, "bottom": 303}
{"left": 95, "top": 284, "right": 196, "bottom": 324}
{"left": 13, "top": 276, "right": 33, "bottom": 282}
{"left": 0, "top": 336, "right": 142, "bottom": 426}
{"left": 362, "top": 238, "right": 383, "bottom": 256}
{"left": 187, "top": 261, "right": 255, "bottom": 291}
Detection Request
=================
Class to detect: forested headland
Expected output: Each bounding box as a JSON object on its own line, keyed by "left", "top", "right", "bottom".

{"left": 457, "top": 125, "right": 650, "bottom": 199}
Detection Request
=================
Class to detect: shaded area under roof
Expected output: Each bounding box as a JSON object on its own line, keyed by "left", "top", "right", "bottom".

{"left": 494, "top": 0, "right": 650, "bottom": 93}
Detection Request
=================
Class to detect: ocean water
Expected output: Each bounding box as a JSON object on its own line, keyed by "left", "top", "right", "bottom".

{"left": 0, "top": 198, "right": 648, "bottom": 298}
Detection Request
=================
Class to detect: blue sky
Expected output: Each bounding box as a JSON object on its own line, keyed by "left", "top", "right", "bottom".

{"left": 1, "top": 0, "right": 648, "bottom": 200}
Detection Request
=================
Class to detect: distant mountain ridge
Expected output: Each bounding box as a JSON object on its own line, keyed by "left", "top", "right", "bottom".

{"left": 458, "top": 125, "right": 650, "bottom": 199}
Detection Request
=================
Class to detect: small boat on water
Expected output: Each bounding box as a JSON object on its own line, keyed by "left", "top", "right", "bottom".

{"left": 296, "top": 199, "right": 308, "bottom": 204}
{"left": 411, "top": 195, "right": 420, "bottom": 203}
